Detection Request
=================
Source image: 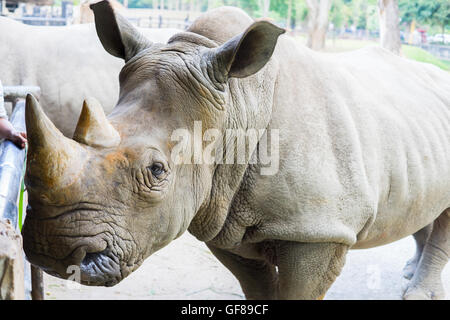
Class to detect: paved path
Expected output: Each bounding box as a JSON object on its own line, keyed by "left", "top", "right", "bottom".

{"left": 44, "top": 233, "right": 449, "bottom": 300}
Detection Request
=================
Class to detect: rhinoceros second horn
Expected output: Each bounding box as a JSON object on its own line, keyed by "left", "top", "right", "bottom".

{"left": 73, "top": 97, "right": 121, "bottom": 148}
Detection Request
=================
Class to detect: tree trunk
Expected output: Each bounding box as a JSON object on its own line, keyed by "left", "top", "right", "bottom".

{"left": 378, "top": 0, "right": 401, "bottom": 55}
{"left": 260, "top": 0, "right": 270, "bottom": 17}
{"left": 306, "top": 0, "right": 332, "bottom": 51}
{"left": 195, "top": 0, "right": 200, "bottom": 12}
{"left": 286, "top": 0, "right": 292, "bottom": 31}
{"left": 407, "top": 19, "right": 415, "bottom": 45}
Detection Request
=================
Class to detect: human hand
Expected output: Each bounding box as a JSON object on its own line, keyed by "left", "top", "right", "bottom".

{"left": 8, "top": 131, "right": 27, "bottom": 149}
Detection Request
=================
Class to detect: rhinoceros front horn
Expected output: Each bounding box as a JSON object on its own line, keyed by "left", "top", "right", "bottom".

{"left": 25, "top": 94, "right": 86, "bottom": 189}
{"left": 73, "top": 97, "right": 120, "bottom": 148}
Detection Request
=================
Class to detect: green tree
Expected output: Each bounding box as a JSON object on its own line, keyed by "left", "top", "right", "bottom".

{"left": 399, "top": 0, "right": 420, "bottom": 26}
{"left": 399, "top": 0, "right": 450, "bottom": 34}
{"left": 330, "top": 0, "right": 346, "bottom": 29}
{"left": 421, "top": 0, "right": 450, "bottom": 34}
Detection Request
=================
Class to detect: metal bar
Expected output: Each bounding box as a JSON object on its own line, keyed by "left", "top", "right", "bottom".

{"left": 13, "top": 16, "right": 68, "bottom": 23}
{"left": 0, "top": 99, "right": 26, "bottom": 228}
{"left": 0, "top": 80, "right": 4, "bottom": 116}
{"left": 3, "top": 86, "right": 40, "bottom": 103}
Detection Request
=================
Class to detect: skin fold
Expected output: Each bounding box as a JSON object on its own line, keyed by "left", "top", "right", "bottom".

{"left": 22, "top": 1, "right": 450, "bottom": 299}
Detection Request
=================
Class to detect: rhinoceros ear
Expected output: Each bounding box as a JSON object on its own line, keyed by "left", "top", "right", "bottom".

{"left": 212, "top": 20, "right": 285, "bottom": 80}
{"left": 90, "top": 0, "right": 152, "bottom": 62}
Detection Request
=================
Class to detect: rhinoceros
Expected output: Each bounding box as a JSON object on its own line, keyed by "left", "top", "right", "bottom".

{"left": 22, "top": 1, "right": 450, "bottom": 300}
{"left": 0, "top": 16, "right": 179, "bottom": 136}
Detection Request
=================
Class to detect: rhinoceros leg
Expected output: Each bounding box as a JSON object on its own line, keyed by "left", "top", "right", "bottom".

{"left": 403, "top": 224, "right": 433, "bottom": 280}
{"left": 276, "top": 242, "right": 348, "bottom": 300}
{"left": 403, "top": 209, "right": 449, "bottom": 300}
{"left": 207, "top": 245, "right": 278, "bottom": 299}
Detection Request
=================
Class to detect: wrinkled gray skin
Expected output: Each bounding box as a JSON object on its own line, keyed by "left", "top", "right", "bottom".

{"left": 22, "top": 1, "right": 450, "bottom": 300}
{"left": 0, "top": 16, "right": 179, "bottom": 136}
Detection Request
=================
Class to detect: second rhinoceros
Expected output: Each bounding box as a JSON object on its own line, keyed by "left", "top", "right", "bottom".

{"left": 0, "top": 16, "right": 179, "bottom": 136}
{"left": 22, "top": 1, "right": 450, "bottom": 299}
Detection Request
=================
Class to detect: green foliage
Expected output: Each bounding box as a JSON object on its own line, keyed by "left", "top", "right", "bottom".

{"left": 399, "top": 0, "right": 450, "bottom": 32}
{"left": 329, "top": 0, "right": 378, "bottom": 31}
{"left": 237, "top": 0, "right": 260, "bottom": 16}
{"left": 270, "top": 0, "right": 288, "bottom": 18}
{"left": 399, "top": 0, "right": 420, "bottom": 25}
{"left": 403, "top": 45, "right": 450, "bottom": 71}
{"left": 126, "top": 0, "right": 154, "bottom": 9}
{"left": 423, "top": 0, "right": 450, "bottom": 33}
{"left": 330, "top": 0, "right": 347, "bottom": 28}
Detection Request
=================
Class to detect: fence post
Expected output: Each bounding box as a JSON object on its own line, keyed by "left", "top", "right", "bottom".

{"left": 0, "top": 219, "right": 25, "bottom": 300}
{"left": 31, "top": 265, "right": 44, "bottom": 300}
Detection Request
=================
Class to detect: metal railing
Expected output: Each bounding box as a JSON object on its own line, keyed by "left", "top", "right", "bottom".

{"left": 127, "top": 15, "right": 191, "bottom": 30}
{"left": 0, "top": 81, "right": 43, "bottom": 300}
{"left": 419, "top": 43, "right": 450, "bottom": 62}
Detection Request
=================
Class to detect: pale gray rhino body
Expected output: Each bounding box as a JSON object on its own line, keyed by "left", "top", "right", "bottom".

{"left": 22, "top": 1, "right": 450, "bottom": 300}
{"left": 0, "top": 16, "right": 179, "bottom": 136}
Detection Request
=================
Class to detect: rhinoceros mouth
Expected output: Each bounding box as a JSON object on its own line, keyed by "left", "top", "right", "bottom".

{"left": 23, "top": 205, "right": 126, "bottom": 287}
{"left": 79, "top": 250, "right": 122, "bottom": 287}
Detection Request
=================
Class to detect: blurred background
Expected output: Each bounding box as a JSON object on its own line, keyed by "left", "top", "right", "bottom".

{"left": 1, "top": 0, "right": 449, "bottom": 70}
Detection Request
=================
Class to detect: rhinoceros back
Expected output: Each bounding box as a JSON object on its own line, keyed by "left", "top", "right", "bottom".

{"left": 253, "top": 39, "right": 450, "bottom": 248}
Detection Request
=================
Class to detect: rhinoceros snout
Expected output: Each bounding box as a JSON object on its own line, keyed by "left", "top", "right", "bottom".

{"left": 24, "top": 240, "right": 122, "bottom": 286}
{"left": 80, "top": 251, "right": 122, "bottom": 286}
{"left": 22, "top": 208, "right": 124, "bottom": 287}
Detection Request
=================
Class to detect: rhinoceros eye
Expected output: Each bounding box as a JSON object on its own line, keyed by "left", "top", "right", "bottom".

{"left": 148, "top": 163, "right": 164, "bottom": 177}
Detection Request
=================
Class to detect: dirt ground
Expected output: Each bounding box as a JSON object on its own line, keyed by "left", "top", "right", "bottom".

{"left": 43, "top": 233, "right": 449, "bottom": 300}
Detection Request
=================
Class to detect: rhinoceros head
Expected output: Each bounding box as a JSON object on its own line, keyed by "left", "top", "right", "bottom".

{"left": 22, "top": 0, "right": 284, "bottom": 286}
